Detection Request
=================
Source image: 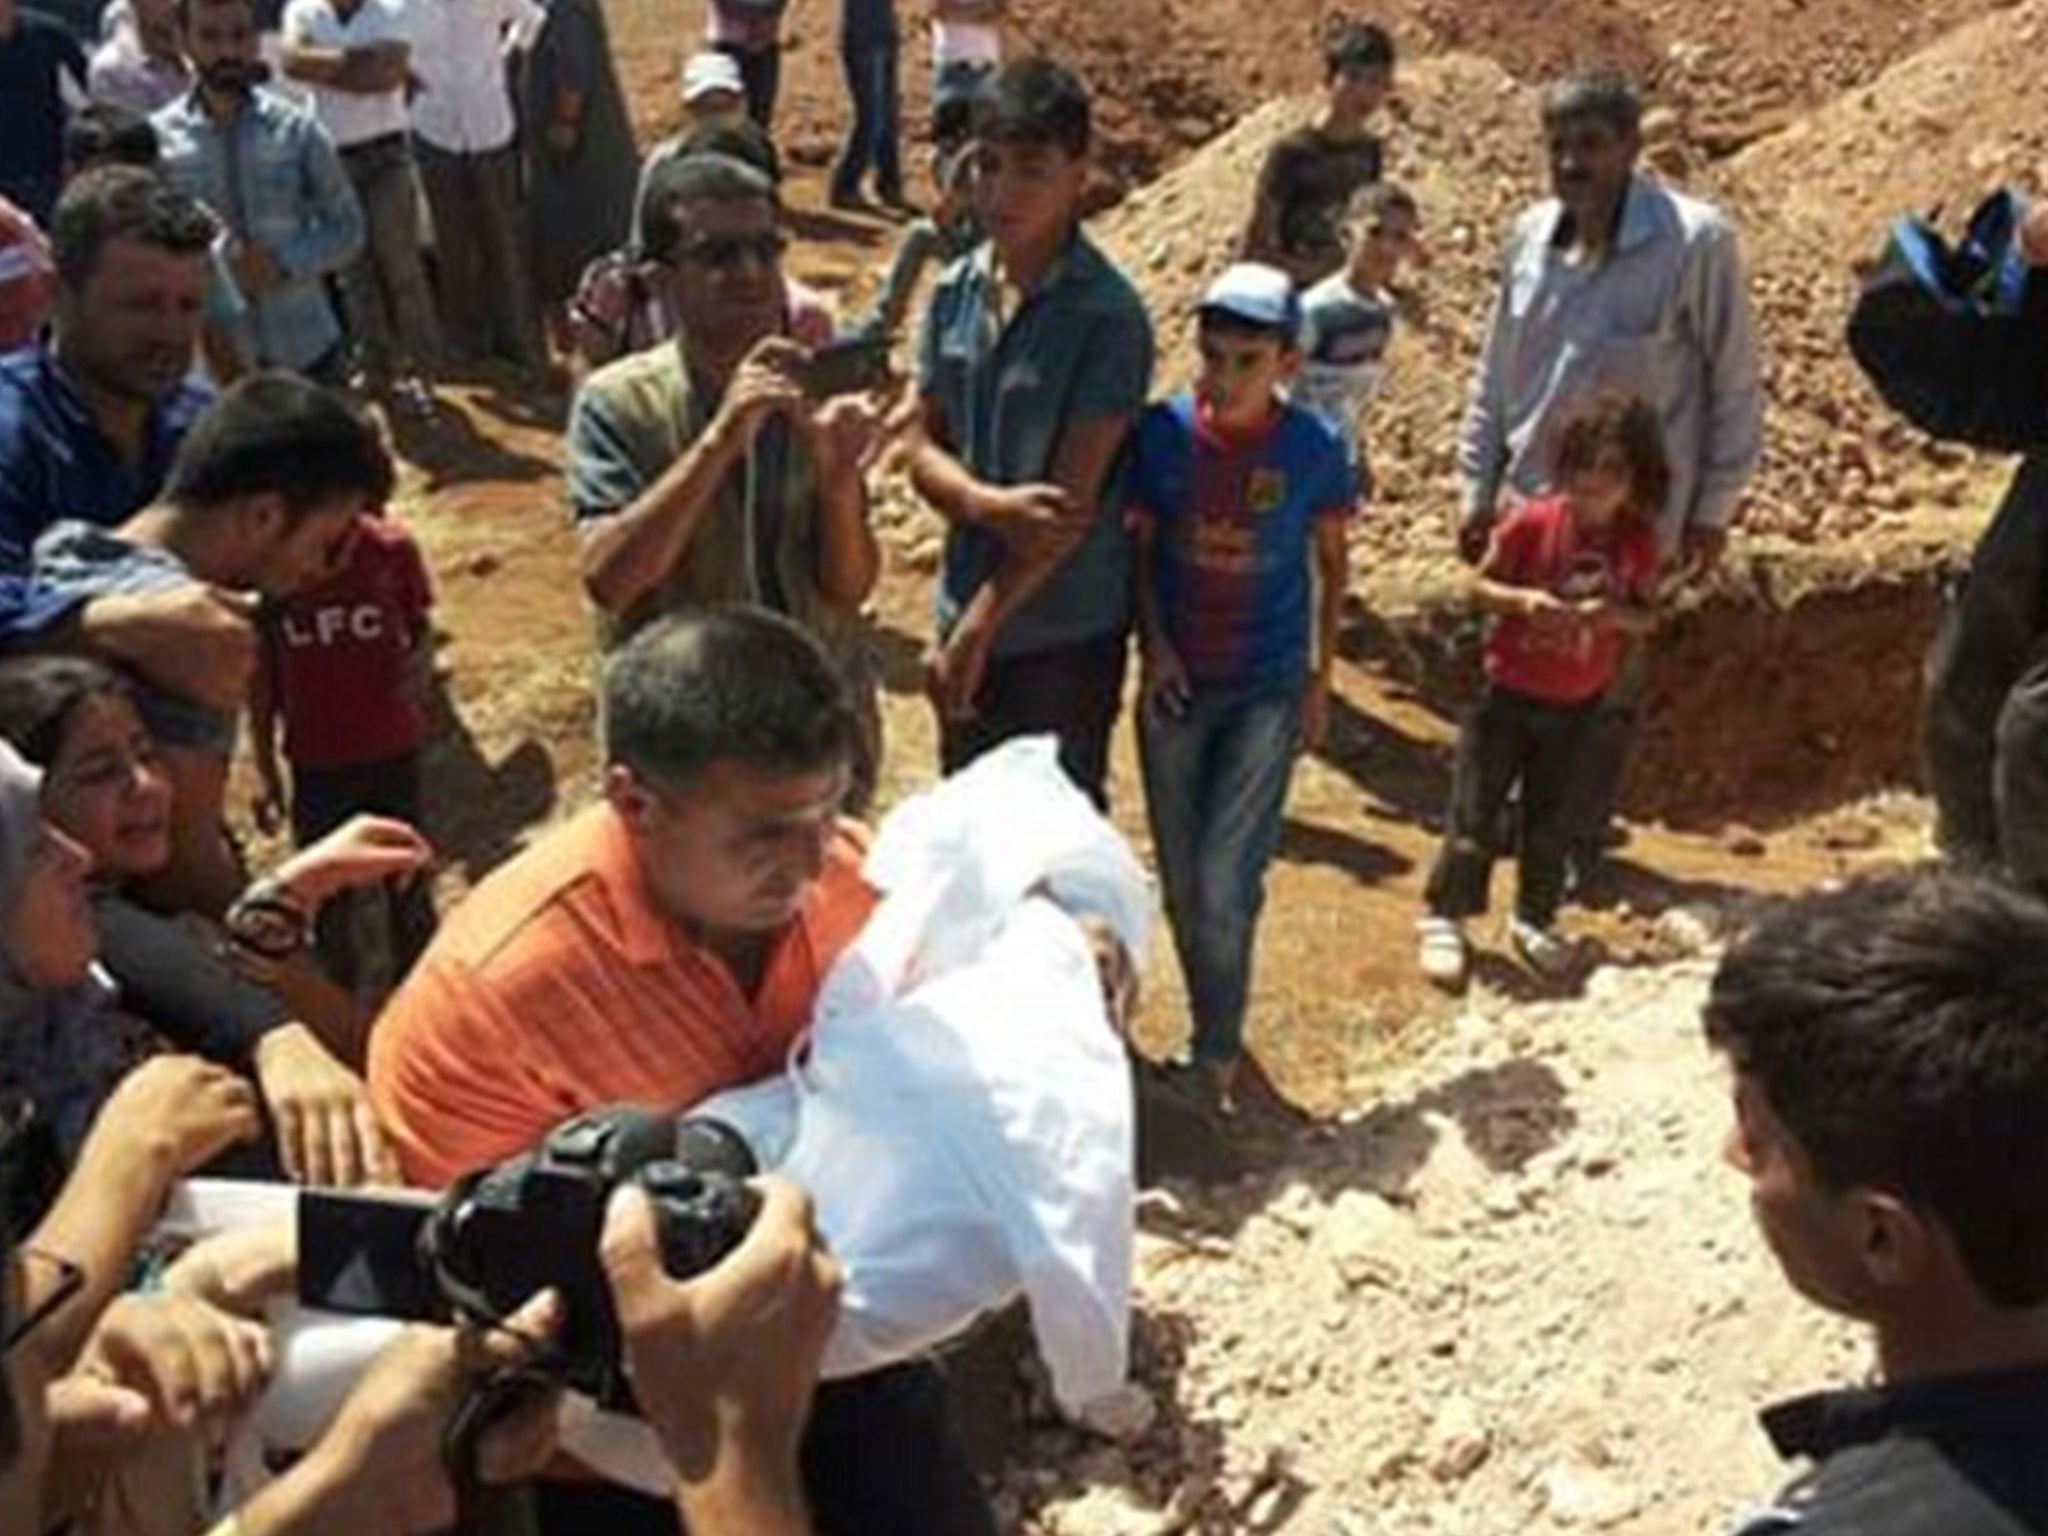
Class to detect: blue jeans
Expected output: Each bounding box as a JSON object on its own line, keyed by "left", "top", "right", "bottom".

{"left": 1139, "top": 688, "right": 1302, "bottom": 1065}
{"left": 834, "top": 36, "right": 903, "bottom": 198}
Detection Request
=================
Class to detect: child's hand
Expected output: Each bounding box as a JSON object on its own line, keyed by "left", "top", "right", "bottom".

{"left": 925, "top": 626, "right": 991, "bottom": 723}
{"left": 276, "top": 815, "right": 435, "bottom": 909}
{"left": 1142, "top": 640, "right": 1192, "bottom": 718}
{"left": 1521, "top": 589, "right": 1577, "bottom": 633}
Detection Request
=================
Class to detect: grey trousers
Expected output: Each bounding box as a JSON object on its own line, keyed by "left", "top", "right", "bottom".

{"left": 415, "top": 138, "right": 543, "bottom": 370}
{"left": 337, "top": 134, "right": 442, "bottom": 381}
{"left": 1923, "top": 452, "right": 2048, "bottom": 894}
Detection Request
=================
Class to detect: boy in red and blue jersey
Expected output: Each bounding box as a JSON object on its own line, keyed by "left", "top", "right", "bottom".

{"left": 1129, "top": 262, "right": 1357, "bottom": 1109}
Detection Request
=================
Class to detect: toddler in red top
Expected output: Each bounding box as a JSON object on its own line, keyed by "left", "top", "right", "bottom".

{"left": 253, "top": 511, "right": 437, "bottom": 996}
{"left": 1420, "top": 393, "right": 1667, "bottom": 989}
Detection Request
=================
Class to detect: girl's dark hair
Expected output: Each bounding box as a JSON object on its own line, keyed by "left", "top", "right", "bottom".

{"left": 1548, "top": 391, "right": 1671, "bottom": 519}
{"left": 0, "top": 656, "right": 136, "bottom": 769}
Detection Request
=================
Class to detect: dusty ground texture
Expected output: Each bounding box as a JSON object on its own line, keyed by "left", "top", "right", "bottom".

{"left": 1001, "top": 948, "right": 1871, "bottom": 1534}
{"left": 318, "top": 0, "right": 2048, "bottom": 1530}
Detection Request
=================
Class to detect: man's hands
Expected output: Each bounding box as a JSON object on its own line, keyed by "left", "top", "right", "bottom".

{"left": 969, "top": 481, "right": 1090, "bottom": 560}
{"left": 710, "top": 338, "right": 812, "bottom": 451}
{"left": 229, "top": 240, "right": 286, "bottom": 298}
{"left": 239, "top": 1291, "right": 565, "bottom": 1536}
{"left": 100, "top": 1053, "right": 263, "bottom": 1180}
{"left": 924, "top": 616, "right": 994, "bottom": 722}
{"left": 1456, "top": 506, "right": 1494, "bottom": 566}
{"left": 800, "top": 393, "right": 882, "bottom": 479}
{"left": 272, "top": 814, "right": 435, "bottom": 910}
{"left": 163, "top": 1219, "right": 299, "bottom": 1317}
{"left": 251, "top": 1024, "right": 396, "bottom": 1187}
{"left": 78, "top": 586, "right": 260, "bottom": 714}
{"left": 602, "top": 1178, "right": 839, "bottom": 1494}
{"left": 79, "top": 1291, "right": 275, "bottom": 1434}
{"left": 1680, "top": 522, "right": 1728, "bottom": 575}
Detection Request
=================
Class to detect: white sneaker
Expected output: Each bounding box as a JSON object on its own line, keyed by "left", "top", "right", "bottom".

{"left": 1510, "top": 916, "right": 1574, "bottom": 978}
{"left": 1417, "top": 916, "right": 1470, "bottom": 991}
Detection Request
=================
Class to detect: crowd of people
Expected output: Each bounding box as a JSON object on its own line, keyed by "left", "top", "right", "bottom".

{"left": 1, "top": 0, "right": 2047, "bottom": 1530}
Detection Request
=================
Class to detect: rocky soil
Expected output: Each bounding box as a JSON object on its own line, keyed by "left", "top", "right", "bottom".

{"left": 1000, "top": 939, "right": 1871, "bottom": 1535}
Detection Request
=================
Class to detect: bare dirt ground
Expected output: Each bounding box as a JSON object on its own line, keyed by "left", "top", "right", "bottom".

{"left": 346, "top": 1, "right": 2048, "bottom": 1529}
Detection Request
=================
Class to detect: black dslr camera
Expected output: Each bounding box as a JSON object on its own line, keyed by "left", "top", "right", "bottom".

{"left": 300, "top": 1105, "right": 760, "bottom": 1412}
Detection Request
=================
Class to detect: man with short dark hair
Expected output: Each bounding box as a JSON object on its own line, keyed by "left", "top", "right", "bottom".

{"left": 1706, "top": 867, "right": 2048, "bottom": 1535}
{"left": 370, "top": 604, "right": 997, "bottom": 1536}
{"left": 1459, "top": 69, "right": 1763, "bottom": 885}
{"left": 1242, "top": 19, "right": 1394, "bottom": 284}
{"left": 0, "top": 0, "right": 88, "bottom": 225}
{"left": 569, "top": 153, "right": 881, "bottom": 804}
{"left": 0, "top": 166, "right": 215, "bottom": 588}
{"left": 14, "top": 369, "right": 389, "bottom": 910}
{"left": 154, "top": 0, "right": 364, "bottom": 380}
{"left": 911, "top": 57, "right": 1154, "bottom": 807}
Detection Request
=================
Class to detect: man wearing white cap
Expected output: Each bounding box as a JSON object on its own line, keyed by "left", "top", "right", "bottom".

{"left": 628, "top": 50, "right": 775, "bottom": 251}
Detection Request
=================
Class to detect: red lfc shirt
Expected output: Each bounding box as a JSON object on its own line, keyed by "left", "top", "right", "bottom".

{"left": 263, "top": 514, "right": 433, "bottom": 770}
{"left": 1483, "top": 495, "right": 1658, "bottom": 706}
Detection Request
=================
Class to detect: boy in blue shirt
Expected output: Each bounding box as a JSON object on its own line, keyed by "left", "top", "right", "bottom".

{"left": 1129, "top": 262, "right": 1357, "bottom": 1109}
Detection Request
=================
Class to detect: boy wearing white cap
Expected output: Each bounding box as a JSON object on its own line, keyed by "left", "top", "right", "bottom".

{"left": 1128, "top": 261, "right": 1358, "bottom": 1110}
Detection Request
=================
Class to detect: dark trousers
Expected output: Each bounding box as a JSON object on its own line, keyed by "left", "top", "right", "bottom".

{"left": 1426, "top": 683, "right": 1598, "bottom": 927}
{"left": 1559, "top": 637, "right": 1645, "bottom": 856}
{"left": 715, "top": 41, "right": 782, "bottom": 129}
{"left": 291, "top": 752, "right": 437, "bottom": 994}
{"left": 336, "top": 134, "right": 443, "bottom": 381}
{"left": 415, "top": 139, "right": 543, "bottom": 370}
{"left": 1923, "top": 452, "right": 2048, "bottom": 894}
{"left": 938, "top": 630, "right": 1128, "bottom": 809}
{"left": 531, "top": 1361, "right": 996, "bottom": 1536}
{"left": 832, "top": 36, "right": 902, "bottom": 200}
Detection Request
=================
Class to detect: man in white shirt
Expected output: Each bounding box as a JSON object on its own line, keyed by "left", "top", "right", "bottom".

{"left": 407, "top": 0, "right": 542, "bottom": 373}
{"left": 281, "top": 0, "right": 441, "bottom": 407}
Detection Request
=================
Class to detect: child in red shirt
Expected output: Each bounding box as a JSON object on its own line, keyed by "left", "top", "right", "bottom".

{"left": 1420, "top": 393, "right": 1668, "bottom": 989}
{"left": 253, "top": 510, "right": 436, "bottom": 997}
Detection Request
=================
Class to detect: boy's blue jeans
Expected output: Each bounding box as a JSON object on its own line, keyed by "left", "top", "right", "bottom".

{"left": 1138, "top": 686, "right": 1302, "bottom": 1065}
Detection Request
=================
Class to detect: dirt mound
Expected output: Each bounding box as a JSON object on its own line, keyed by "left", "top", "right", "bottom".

{"left": 992, "top": 954, "right": 1866, "bottom": 1534}
{"left": 628, "top": 1, "right": 2022, "bottom": 204}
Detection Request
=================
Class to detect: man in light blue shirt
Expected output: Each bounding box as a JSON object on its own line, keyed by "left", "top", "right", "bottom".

{"left": 1457, "top": 69, "right": 1763, "bottom": 880}
{"left": 154, "top": 0, "right": 362, "bottom": 380}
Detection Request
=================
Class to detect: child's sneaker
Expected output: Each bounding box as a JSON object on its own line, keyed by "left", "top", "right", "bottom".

{"left": 1510, "top": 916, "right": 1575, "bottom": 978}
{"left": 1417, "top": 916, "right": 1470, "bottom": 991}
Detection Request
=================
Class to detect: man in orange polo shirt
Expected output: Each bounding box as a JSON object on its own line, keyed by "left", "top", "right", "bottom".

{"left": 368, "top": 605, "right": 996, "bottom": 1536}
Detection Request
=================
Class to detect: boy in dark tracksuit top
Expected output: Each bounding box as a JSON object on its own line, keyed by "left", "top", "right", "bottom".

{"left": 1706, "top": 868, "right": 2048, "bottom": 1536}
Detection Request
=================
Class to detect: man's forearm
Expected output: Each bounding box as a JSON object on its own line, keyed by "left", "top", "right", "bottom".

{"left": 813, "top": 474, "right": 879, "bottom": 608}
{"left": 30, "top": 1135, "right": 177, "bottom": 1368}
{"left": 580, "top": 423, "right": 748, "bottom": 615}
{"left": 907, "top": 434, "right": 991, "bottom": 529}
